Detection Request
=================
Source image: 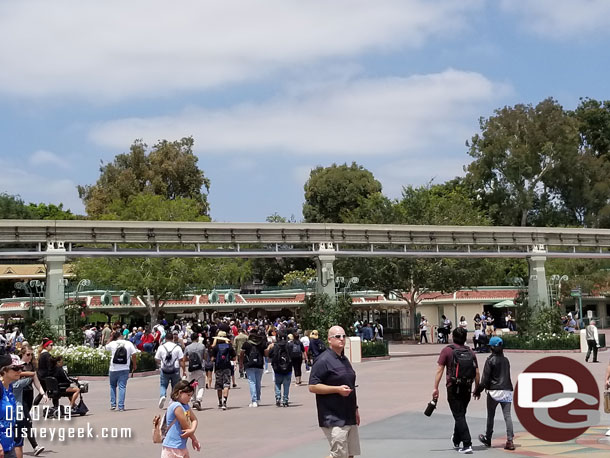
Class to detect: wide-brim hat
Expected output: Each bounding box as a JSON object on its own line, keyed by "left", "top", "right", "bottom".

{"left": 214, "top": 330, "right": 230, "bottom": 342}
{"left": 310, "top": 330, "right": 319, "bottom": 338}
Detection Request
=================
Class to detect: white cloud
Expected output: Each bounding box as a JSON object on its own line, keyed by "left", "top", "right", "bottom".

{"left": 29, "top": 150, "right": 70, "bottom": 169}
{"left": 0, "top": 0, "right": 482, "bottom": 99}
{"left": 0, "top": 166, "right": 83, "bottom": 212}
{"left": 500, "top": 0, "right": 610, "bottom": 39}
{"left": 90, "top": 69, "right": 509, "bottom": 157}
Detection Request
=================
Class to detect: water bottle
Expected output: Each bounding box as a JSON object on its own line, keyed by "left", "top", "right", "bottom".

{"left": 424, "top": 398, "right": 437, "bottom": 417}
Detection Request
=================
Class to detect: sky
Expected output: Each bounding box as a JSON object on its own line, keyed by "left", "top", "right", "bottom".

{"left": 1, "top": 0, "right": 609, "bottom": 222}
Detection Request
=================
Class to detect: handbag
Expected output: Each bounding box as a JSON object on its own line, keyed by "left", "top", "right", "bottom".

{"left": 73, "top": 396, "right": 89, "bottom": 416}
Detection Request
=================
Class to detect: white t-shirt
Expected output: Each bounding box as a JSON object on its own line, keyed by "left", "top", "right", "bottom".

{"left": 300, "top": 336, "right": 310, "bottom": 347}
{"left": 106, "top": 340, "right": 138, "bottom": 372}
{"left": 155, "top": 342, "right": 184, "bottom": 372}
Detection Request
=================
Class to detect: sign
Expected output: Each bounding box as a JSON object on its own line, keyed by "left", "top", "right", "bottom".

{"left": 570, "top": 289, "right": 581, "bottom": 297}
{"left": 587, "top": 310, "right": 593, "bottom": 319}
{"left": 514, "top": 356, "right": 600, "bottom": 442}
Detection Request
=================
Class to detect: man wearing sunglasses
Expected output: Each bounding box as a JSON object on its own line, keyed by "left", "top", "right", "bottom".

{"left": 309, "top": 326, "right": 360, "bottom": 458}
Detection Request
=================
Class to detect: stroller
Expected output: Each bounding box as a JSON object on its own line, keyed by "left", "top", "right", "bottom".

{"left": 437, "top": 325, "right": 451, "bottom": 344}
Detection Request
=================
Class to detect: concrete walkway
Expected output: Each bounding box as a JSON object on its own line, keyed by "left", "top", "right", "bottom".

{"left": 22, "top": 349, "right": 610, "bottom": 457}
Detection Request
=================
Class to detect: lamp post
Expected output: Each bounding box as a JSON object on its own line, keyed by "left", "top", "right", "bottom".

{"left": 14, "top": 281, "right": 33, "bottom": 318}
{"left": 75, "top": 279, "right": 91, "bottom": 303}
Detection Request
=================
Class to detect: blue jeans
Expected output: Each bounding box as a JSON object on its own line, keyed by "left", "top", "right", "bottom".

{"left": 109, "top": 369, "right": 130, "bottom": 409}
{"left": 245, "top": 367, "right": 263, "bottom": 403}
{"left": 274, "top": 372, "right": 291, "bottom": 403}
{"left": 160, "top": 371, "right": 181, "bottom": 398}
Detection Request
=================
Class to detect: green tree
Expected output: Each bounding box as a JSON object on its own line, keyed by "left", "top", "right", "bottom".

{"left": 26, "top": 202, "right": 76, "bottom": 220}
{"left": 299, "top": 294, "right": 354, "bottom": 340}
{"left": 303, "top": 162, "right": 382, "bottom": 223}
{"left": 278, "top": 268, "right": 317, "bottom": 288}
{"left": 0, "top": 194, "right": 34, "bottom": 219}
{"left": 77, "top": 137, "right": 211, "bottom": 218}
{"left": 465, "top": 98, "right": 580, "bottom": 226}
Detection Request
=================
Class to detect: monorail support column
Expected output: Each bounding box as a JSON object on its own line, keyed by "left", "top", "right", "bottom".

{"left": 315, "top": 243, "right": 336, "bottom": 299}
{"left": 527, "top": 245, "right": 548, "bottom": 309}
{"left": 44, "top": 242, "right": 67, "bottom": 337}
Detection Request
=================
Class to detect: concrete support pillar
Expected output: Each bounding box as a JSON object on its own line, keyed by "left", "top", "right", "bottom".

{"left": 400, "top": 308, "right": 410, "bottom": 336}
{"left": 44, "top": 242, "right": 67, "bottom": 336}
{"left": 527, "top": 245, "right": 548, "bottom": 309}
{"left": 315, "top": 243, "right": 336, "bottom": 298}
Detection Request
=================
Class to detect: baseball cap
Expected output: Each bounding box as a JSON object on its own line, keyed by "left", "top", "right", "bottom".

{"left": 489, "top": 336, "right": 503, "bottom": 347}
{"left": 10, "top": 354, "right": 25, "bottom": 367}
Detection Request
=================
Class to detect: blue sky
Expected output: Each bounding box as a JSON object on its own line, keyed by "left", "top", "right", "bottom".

{"left": 1, "top": 0, "right": 609, "bottom": 222}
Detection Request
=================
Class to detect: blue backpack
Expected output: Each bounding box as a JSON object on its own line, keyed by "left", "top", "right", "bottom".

{"left": 215, "top": 343, "right": 231, "bottom": 369}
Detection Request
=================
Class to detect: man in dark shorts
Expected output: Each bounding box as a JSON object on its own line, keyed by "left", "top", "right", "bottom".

{"left": 309, "top": 325, "right": 360, "bottom": 458}
{"left": 211, "top": 331, "right": 236, "bottom": 410}
{"left": 432, "top": 327, "right": 480, "bottom": 454}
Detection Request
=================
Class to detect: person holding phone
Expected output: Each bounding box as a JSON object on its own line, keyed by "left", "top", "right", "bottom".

{"left": 309, "top": 326, "right": 360, "bottom": 458}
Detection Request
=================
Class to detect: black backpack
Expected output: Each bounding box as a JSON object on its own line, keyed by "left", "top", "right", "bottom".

{"left": 273, "top": 342, "right": 292, "bottom": 373}
{"left": 188, "top": 348, "right": 203, "bottom": 372}
{"left": 448, "top": 344, "right": 476, "bottom": 385}
{"left": 247, "top": 343, "right": 262, "bottom": 366}
{"left": 113, "top": 343, "right": 128, "bottom": 365}
{"left": 289, "top": 340, "right": 302, "bottom": 358}
{"left": 215, "top": 343, "right": 231, "bottom": 369}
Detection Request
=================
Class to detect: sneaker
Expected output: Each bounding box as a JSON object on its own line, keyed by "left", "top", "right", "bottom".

{"left": 276, "top": 399, "right": 281, "bottom": 407}
{"left": 158, "top": 396, "right": 166, "bottom": 409}
{"left": 34, "top": 445, "right": 45, "bottom": 456}
{"left": 110, "top": 405, "right": 116, "bottom": 411}
{"left": 479, "top": 434, "right": 491, "bottom": 447}
{"left": 221, "top": 402, "right": 227, "bottom": 411}
{"left": 193, "top": 401, "right": 201, "bottom": 411}
{"left": 504, "top": 440, "right": 515, "bottom": 451}
{"left": 118, "top": 408, "right": 125, "bottom": 412}
{"left": 232, "top": 383, "right": 237, "bottom": 388}
{"left": 264, "top": 370, "right": 270, "bottom": 374}
{"left": 249, "top": 402, "right": 258, "bottom": 408}
{"left": 458, "top": 446, "right": 473, "bottom": 454}
{"left": 282, "top": 401, "right": 289, "bottom": 407}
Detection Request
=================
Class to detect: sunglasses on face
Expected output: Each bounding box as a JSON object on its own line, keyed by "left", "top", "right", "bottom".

{"left": 9, "top": 366, "right": 23, "bottom": 371}
{"left": 330, "top": 334, "right": 347, "bottom": 340}
{"left": 24, "top": 353, "right": 32, "bottom": 357}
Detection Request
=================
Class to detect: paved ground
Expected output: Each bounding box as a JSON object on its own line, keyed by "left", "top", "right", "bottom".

{"left": 22, "top": 344, "right": 610, "bottom": 457}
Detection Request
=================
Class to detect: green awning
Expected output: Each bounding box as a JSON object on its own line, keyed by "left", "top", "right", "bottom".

{"left": 493, "top": 299, "right": 514, "bottom": 308}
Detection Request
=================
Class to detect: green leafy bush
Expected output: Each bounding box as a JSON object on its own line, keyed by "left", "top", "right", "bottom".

{"left": 502, "top": 333, "right": 579, "bottom": 350}
{"left": 49, "top": 345, "right": 158, "bottom": 376}
{"left": 361, "top": 340, "right": 388, "bottom": 357}
{"left": 25, "top": 319, "right": 59, "bottom": 346}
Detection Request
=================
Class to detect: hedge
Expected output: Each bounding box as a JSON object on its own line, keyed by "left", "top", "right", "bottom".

{"left": 361, "top": 340, "right": 389, "bottom": 357}
{"left": 502, "top": 333, "right": 580, "bottom": 350}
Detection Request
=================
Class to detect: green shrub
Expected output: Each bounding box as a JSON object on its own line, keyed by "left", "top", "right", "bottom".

{"left": 502, "top": 333, "right": 579, "bottom": 350}
{"left": 25, "top": 319, "right": 59, "bottom": 346}
{"left": 300, "top": 294, "right": 354, "bottom": 340}
{"left": 51, "top": 345, "right": 158, "bottom": 376}
{"left": 361, "top": 340, "right": 388, "bottom": 357}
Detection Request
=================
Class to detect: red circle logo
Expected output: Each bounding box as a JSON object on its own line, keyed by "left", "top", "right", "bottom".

{"left": 514, "top": 356, "right": 600, "bottom": 442}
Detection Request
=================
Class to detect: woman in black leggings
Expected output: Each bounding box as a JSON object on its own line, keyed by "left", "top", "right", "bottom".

{"left": 18, "top": 346, "right": 46, "bottom": 456}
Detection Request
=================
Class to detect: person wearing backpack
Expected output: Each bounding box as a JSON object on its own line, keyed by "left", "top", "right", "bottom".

{"left": 155, "top": 331, "right": 185, "bottom": 410}
{"left": 105, "top": 331, "right": 138, "bottom": 411}
{"left": 211, "top": 331, "right": 235, "bottom": 410}
{"left": 473, "top": 336, "right": 515, "bottom": 451}
{"left": 432, "top": 326, "right": 480, "bottom": 455}
{"left": 288, "top": 333, "right": 306, "bottom": 385}
{"left": 268, "top": 331, "right": 293, "bottom": 407}
{"left": 308, "top": 330, "right": 326, "bottom": 364}
{"left": 183, "top": 332, "right": 206, "bottom": 410}
{"left": 239, "top": 328, "right": 269, "bottom": 408}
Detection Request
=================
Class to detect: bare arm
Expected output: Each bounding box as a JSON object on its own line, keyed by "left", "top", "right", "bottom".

{"left": 309, "top": 383, "right": 352, "bottom": 396}
{"left": 432, "top": 364, "right": 444, "bottom": 399}
{"left": 605, "top": 362, "right": 610, "bottom": 389}
{"left": 174, "top": 406, "right": 197, "bottom": 437}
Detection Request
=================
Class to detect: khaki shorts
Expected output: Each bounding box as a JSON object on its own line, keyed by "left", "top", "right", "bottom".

{"left": 321, "top": 425, "right": 361, "bottom": 458}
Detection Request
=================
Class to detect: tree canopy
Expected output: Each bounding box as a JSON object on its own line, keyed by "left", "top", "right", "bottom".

{"left": 303, "top": 162, "right": 382, "bottom": 223}
{"left": 77, "top": 137, "right": 211, "bottom": 218}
